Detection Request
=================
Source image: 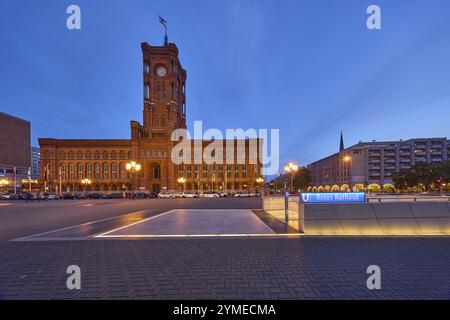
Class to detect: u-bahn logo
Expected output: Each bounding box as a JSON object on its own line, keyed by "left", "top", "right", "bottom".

{"left": 301, "top": 193, "right": 310, "bottom": 203}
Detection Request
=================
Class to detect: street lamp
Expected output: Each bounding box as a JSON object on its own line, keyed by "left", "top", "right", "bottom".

{"left": 284, "top": 162, "right": 299, "bottom": 194}
{"left": 256, "top": 177, "right": 264, "bottom": 192}
{"left": 126, "top": 161, "right": 142, "bottom": 198}
{"left": 81, "top": 178, "right": 92, "bottom": 197}
{"left": 177, "top": 177, "right": 186, "bottom": 192}
{"left": 0, "top": 178, "right": 9, "bottom": 192}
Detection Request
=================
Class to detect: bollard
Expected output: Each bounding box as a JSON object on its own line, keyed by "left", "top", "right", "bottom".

{"left": 284, "top": 190, "right": 289, "bottom": 225}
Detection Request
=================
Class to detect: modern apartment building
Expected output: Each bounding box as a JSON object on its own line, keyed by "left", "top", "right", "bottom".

{"left": 307, "top": 137, "right": 450, "bottom": 191}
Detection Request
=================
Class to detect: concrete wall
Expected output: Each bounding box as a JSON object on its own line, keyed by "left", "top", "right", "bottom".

{"left": 263, "top": 197, "right": 285, "bottom": 211}
{"left": 299, "top": 202, "right": 450, "bottom": 235}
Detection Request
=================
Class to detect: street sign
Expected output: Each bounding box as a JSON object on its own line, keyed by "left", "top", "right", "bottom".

{"left": 300, "top": 192, "right": 366, "bottom": 204}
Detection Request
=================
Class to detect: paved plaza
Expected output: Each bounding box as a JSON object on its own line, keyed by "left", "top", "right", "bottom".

{"left": 0, "top": 198, "right": 450, "bottom": 299}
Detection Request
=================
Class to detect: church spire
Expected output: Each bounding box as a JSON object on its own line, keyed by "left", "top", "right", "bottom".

{"left": 339, "top": 130, "right": 345, "bottom": 152}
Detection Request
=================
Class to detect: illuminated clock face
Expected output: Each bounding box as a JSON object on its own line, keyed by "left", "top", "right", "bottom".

{"left": 157, "top": 67, "right": 167, "bottom": 77}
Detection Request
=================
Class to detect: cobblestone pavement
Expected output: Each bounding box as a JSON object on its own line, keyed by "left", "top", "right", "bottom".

{"left": 1, "top": 237, "right": 450, "bottom": 300}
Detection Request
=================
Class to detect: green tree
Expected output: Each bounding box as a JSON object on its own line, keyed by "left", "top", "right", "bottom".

{"left": 293, "top": 168, "right": 311, "bottom": 191}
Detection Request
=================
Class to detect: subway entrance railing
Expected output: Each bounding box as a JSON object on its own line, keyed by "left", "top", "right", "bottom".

{"left": 262, "top": 193, "right": 450, "bottom": 235}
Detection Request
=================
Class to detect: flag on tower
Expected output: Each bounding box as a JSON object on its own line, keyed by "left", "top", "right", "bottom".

{"left": 159, "top": 15, "right": 167, "bottom": 27}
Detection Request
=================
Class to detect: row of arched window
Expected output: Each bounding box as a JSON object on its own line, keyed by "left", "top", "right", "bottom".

{"left": 57, "top": 162, "right": 129, "bottom": 180}
{"left": 43, "top": 150, "right": 132, "bottom": 160}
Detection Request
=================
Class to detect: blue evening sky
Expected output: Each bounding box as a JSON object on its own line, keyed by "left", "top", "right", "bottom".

{"left": 1, "top": 0, "right": 449, "bottom": 172}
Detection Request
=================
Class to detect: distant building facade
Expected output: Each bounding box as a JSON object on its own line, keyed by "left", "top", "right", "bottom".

{"left": 307, "top": 137, "right": 450, "bottom": 191}
{"left": 0, "top": 112, "right": 31, "bottom": 191}
{"left": 39, "top": 41, "right": 262, "bottom": 194}
{"left": 31, "top": 146, "right": 40, "bottom": 179}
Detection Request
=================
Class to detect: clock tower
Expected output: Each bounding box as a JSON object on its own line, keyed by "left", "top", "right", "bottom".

{"left": 141, "top": 42, "right": 187, "bottom": 132}
{"left": 130, "top": 42, "right": 187, "bottom": 192}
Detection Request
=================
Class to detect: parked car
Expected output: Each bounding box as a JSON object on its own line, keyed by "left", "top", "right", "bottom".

{"left": 62, "top": 193, "right": 74, "bottom": 200}
{"left": 8, "top": 193, "right": 20, "bottom": 200}
{"left": 158, "top": 191, "right": 174, "bottom": 199}
{"left": 0, "top": 194, "right": 11, "bottom": 200}
{"left": 202, "top": 191, "right": 220, "bottom": 198}
{"left": 133, "top": 192, "right": 149, "bottom": 199}
{"left": 107, "top": 192, "right": 124, "bottom": 199}
{"left": 234, "top": 192, "right": 250, "bottom": 198}
{"left": 19, "top": 193, "right": 31, "bottom": 200}
{"left": 218, "top": 192, "right": 228, "bottom": 198}
{"left": 88, "top": 193, "right": 105, "bottom": 199}
{"left": 149, "top": 192, "right": 158, "bottom": 199}
{"left": 183, "top": 191, "right": 198, "bottom": 198}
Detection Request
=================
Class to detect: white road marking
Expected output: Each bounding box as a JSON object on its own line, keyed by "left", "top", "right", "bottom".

{"left": 10, "top": 210, "right": 149, "bottom": 241}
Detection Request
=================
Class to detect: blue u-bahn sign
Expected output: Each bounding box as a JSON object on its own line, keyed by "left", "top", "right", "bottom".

{"left": 300, "top": 192, "right": 366, "bottom": 204}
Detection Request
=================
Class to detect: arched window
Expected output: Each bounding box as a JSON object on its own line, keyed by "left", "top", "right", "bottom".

{"left": 95, "top": 163, "right": 101, "bottom": 179}
{"left": 60, "top": 151, "right": 66, "bottom": 159}
{"left": 111, "top": 151, "right": 116, "bottom": 159}
{"left": 86, "top": 163, "right": 92, "bottom": 179}
{"left": 69, "top": 152, "right": 74, "bottom": 159}
{"left": 94, "top": 151, "right": 100, "bottom": 160}
{"left": 69, "top": 163, "right": 75, "bottom": 180}
{"left": 144, "top": 84, "right": 150, "bottom": 100}
{"left": 103, "top": 151, "right": 108, "bottom": 159}
{"left": 119, "top": 163, "right": 125, "bottom": 179}
{"left": 77, "top": 151, "right": 82, "bottom": 159}
{"left": 61, "top": 163, "right": 66, "bottom": 179}
{"left": 119, "top": 151, "right": 125, "bottom": 159}
{"left": 86, "top": 151, "right": 92, "bottom": 159}
{"left": 112, "top": 163, "right": 117, "bottom": 179}
{"left": 154, "top": 164, "right": 161, "bottom": 179}
{"left": 103, "top": 163, "right": 109, "bottom": 179}
{"left": 78, "top": 163, "right": 84, "bottom": 179}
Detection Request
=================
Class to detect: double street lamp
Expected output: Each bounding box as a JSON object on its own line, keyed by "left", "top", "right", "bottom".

{"left": 126, "top": 161, "right": 142, "bottom": 198}
{"left": 284, "top": 162, "right": 299, "bottom": 194}
{"left": 81, "top": 178, "right": 92, "bottom": 197}
{"left": 255, "top": 177, "right": 264, "bottom": 192}
{"left": 177, "top": 177, "right": 186, "bottom": 191}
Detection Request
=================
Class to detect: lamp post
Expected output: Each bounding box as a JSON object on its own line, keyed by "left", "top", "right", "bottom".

{"left": 284, "top": 162, "right": 299, "bottom": 194}
{"left": 255, "top": 177, "right": 264, "bottom": 193}
{"left": 81, "top": 178, "right": 92, "bottom": 198}
{"left": 126, "top": 161, "right": 142, "bottom": 199}
{"left": 0, "top": 178, "right": 9, "bottom": 193}
{"left": 177, "top": 177, "right": 186, "bottom": 192}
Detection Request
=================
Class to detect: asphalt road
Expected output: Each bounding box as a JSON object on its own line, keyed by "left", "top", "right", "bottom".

{"left": 0, "top": 198, "right": 262, "bottom": 241}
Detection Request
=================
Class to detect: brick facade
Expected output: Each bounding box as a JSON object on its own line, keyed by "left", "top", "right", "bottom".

{"left": 39, "top": 42, "right": 262, "bottom": 194}
{"left": 0, "top": 112, "right": 30, "bottom": 168}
